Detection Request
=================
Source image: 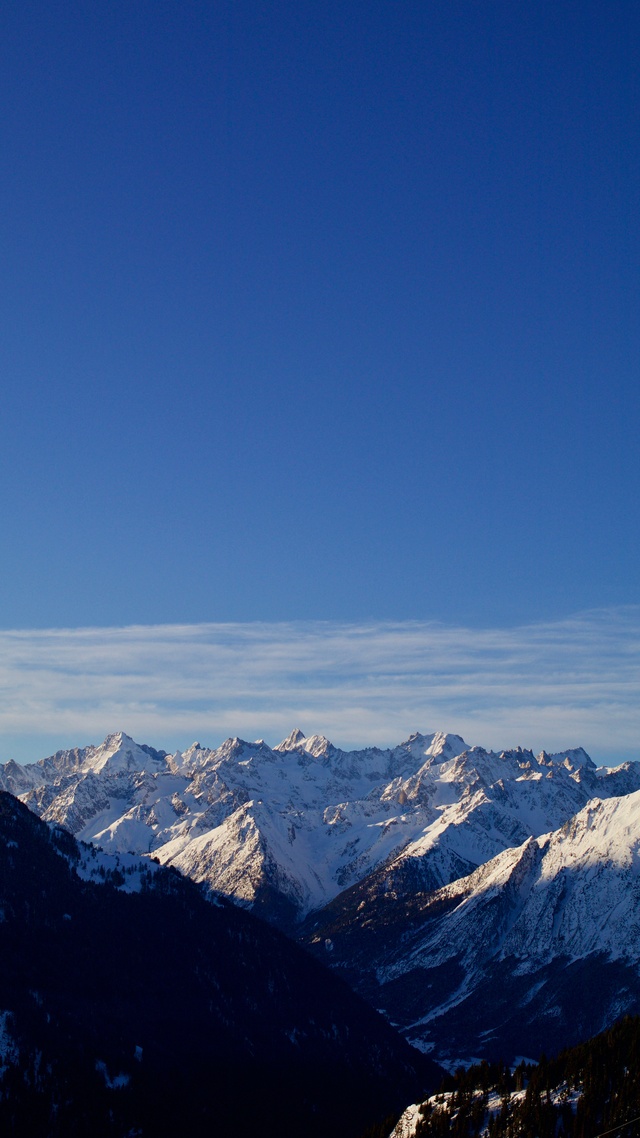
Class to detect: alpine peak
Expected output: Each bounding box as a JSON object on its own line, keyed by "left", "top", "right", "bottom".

{"left": 1, "top": 727, "right": 633, "bottom": 934}
{"left": 275, "top": 728, "right": 307, "bottom": 751}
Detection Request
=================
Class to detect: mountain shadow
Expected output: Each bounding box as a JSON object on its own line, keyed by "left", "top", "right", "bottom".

{"left": 0, "top": 792, "right": 440, "bottom": 1138}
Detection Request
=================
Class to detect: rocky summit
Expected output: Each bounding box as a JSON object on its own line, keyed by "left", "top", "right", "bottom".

{"left": 3, "top": 728, "right": 637, "bottom": 931}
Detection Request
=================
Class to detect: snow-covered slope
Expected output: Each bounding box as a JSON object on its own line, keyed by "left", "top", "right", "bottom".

{"left": 2, "top": 729, "right": 638, "bottom": 928}
{"left": 402, "top": 788, "right": 640, "bottom": 973}
{"left": 305, "top": 789, "right": 640, "bottom": 1064}
{"left": 389, "top": 1012, "right": 637, "bottom": 1138}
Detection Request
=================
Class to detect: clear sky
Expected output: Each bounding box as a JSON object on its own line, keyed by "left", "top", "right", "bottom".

{"left": 0, "top": 3, "right": 639, "bottom": 762}
{"left": 1, "top": 0, "right": 638, "bottom": 631}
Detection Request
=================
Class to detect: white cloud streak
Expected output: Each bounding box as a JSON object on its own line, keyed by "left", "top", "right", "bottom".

{"left": 0, "top": 607, "right": 639, "bottom": 763}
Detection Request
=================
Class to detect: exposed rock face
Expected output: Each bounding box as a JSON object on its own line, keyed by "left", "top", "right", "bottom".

{"left": 3, "top": 728, "right": 634, "bottom": 930}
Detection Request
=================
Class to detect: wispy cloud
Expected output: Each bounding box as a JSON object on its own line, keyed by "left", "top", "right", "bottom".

{"left": 0, "top": 607, "right": 639, "bottom": 763}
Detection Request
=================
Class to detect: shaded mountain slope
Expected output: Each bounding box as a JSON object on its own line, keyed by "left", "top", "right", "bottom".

{"left": 0, "top": 793, "right": 439, "bottom": 1138}
{"left": 302, "top": 790, "right": 640, "bottom": 1065}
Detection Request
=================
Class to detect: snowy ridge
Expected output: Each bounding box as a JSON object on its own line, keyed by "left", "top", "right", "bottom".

{"left": 2, "top": 728, "right": 638, "bottom": 926}
{"left": 303, "top": 787, "right": 640, "bottom": 1064}
{"left": 448, "top": 789, "right": 640, "bottom": 968}
{"left": 378, "top": 787, "right": 640, "bottom": 986}
{"left": 389, "top": 1083, "right": 581, "bottom": 1138}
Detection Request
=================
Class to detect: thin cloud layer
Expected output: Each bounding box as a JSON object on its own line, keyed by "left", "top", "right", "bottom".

{"left": 0, "top": 608, "right": 638, "bottom": 763}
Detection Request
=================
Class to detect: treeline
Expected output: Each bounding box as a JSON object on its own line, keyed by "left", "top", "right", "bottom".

{"left": 412, "top": 1015, "right": 640, "bottom": 1138}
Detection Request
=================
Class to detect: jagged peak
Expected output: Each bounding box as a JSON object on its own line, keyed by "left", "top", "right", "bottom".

{"left": 543, "top": 747, "right": 596, "bottom": 771}
{"left": 217, "top": 736, "right": 247, "bottom": 753}
{"left": 428, "top": 731, "right": 469, "bottom": 758}
{"left": 183, "top": 741, "right": 207, "bottom": 757}
{"left": 301, "top": 734, "right": 335, "bottom": 758}
{"left": 100, "top": 730, "right": 137, "bottom": 751}
{"left": 275, "top": 728, "right": 308, "bottom": 752}
{"left": 397, "top": 731, "right": 469, "bottom": 761}
{"left": 82, "top": 731, "right": 168, "bottom": 775}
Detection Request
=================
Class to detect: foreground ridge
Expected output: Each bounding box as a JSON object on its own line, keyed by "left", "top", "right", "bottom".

{"left": 0, "top": 791, "right": 438, "bottom": 1138}
{"left": 389, "top": 1015, "right": 640, "bottom": 1138}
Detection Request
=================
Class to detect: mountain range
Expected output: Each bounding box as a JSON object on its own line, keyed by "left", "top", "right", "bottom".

{"left": 3, "top": 728, "right": 637, "bottom": 926}
{"left": 3, "top": 727, "right": 640, "bottom": 1067}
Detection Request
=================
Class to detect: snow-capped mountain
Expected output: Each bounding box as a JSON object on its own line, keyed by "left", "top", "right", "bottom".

{"left": 304, "top": 789, "right": 640, "bottom": 1065}
{"left": 2, "top": 728, "right": 638, "bottom": 929}
{"left": 5, "top": 726, "right": 640, "bottom": 1069}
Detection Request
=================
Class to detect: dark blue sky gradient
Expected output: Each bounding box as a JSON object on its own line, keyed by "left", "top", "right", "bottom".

{"left": 1, "top": 1, "right": 638, "bottom": 627}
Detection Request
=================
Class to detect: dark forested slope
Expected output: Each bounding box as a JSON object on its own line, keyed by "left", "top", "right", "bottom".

{"left": 394, "top": 1015, "right": 640, "bottom": 1138}
{"left": 0, "top": 792, "right": 439, "bottom": 1138}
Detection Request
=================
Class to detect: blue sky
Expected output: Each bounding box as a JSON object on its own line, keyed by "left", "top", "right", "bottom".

{"left": 0, "top": 3, "right": 638, "bottom": 759}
